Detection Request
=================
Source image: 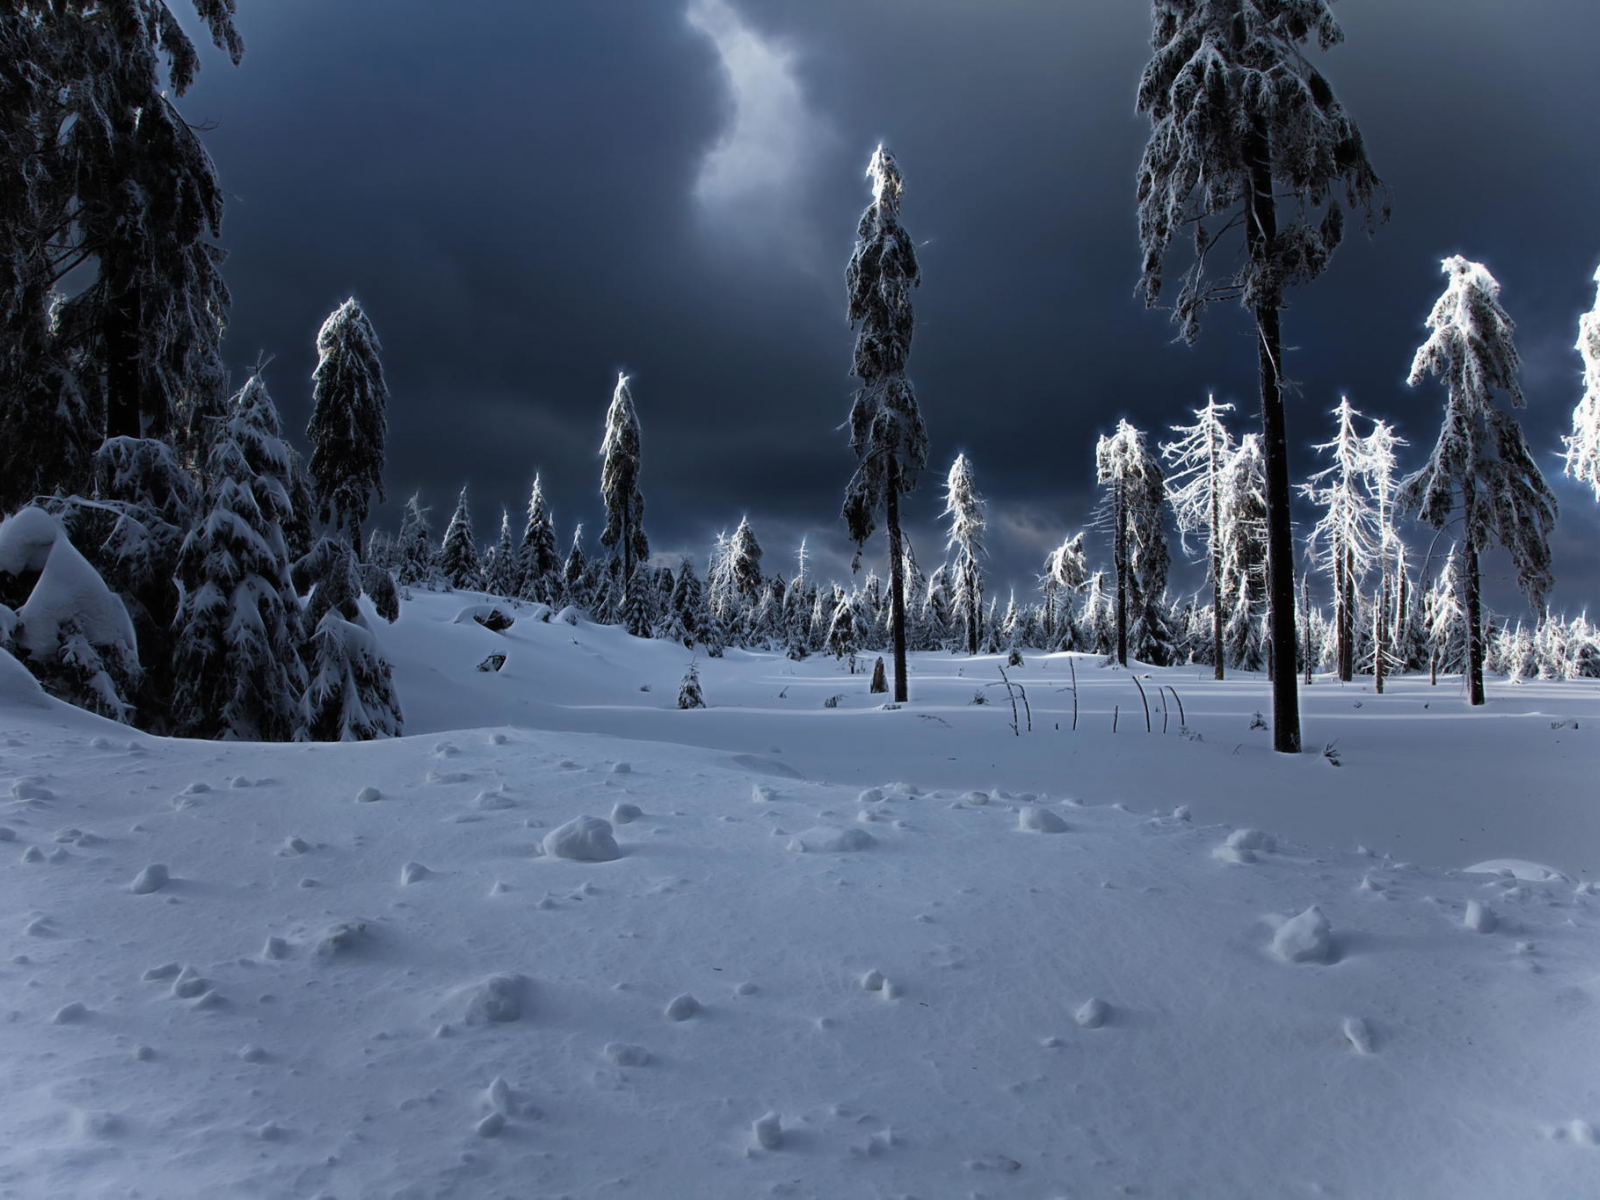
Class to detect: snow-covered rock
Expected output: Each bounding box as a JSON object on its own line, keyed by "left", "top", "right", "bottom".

{"left": 752, "top": 1111, "right": 783, "bottom": 1150}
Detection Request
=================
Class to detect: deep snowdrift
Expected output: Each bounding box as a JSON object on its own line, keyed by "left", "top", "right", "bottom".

{"left": 2, "top": 592, "right": 1597, "bottom": 1198}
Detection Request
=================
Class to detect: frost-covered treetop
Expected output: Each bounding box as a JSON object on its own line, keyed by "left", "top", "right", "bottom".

{"left": 942, "top": 453, "right": 985, "bottom": 558}
{"left": 1563, "top": 263, "right": 1600, "bottom": 500}
{"left": 867, "top": 144, "right": 903, "bottom": 212}
{"left": 1407, "top": 256, "right": 1524, "bottom": 411}
{"left": 1136, "top": 0, "right": 1386, "bottom": 339}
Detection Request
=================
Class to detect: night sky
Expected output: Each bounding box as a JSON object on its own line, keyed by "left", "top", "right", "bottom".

{"left": 175, "top": 0, "right": 1600, "bottom": 613}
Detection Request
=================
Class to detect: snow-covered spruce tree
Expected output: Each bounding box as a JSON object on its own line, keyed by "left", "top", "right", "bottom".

{"left": 1218, "top": 434, "right": 1268, "bottom": 671}
{"left": 1078, "top": 572, "right": 1116, "bottom": 658}
{"left": 1095, "top": 420, "right": 1171, "bottom": 666}
{"left": 1301, "top": 398, "right": 1380, "bottom": 682}
{"left": 1161, "top": 396, "right": 1235, "bottom": 678}
{"left": 703, "top": 530, "right": 737, "bottom": 638}
{"left": 857, "top": 571, "right": 887, "bottom": 651}
{"left": 659, "top": 557, "right": 703, "bottom": 647}
{"left": 843, "top": 146, "right": 928, "bottom": 703}
{"left": 1137, "top": 0, "right": 1387, "bottom": 750}
{"left": 0, "top": 17, "right": 95, "bottom": 512}
{"left": 49, "top": 3, "right": 242, "bottom": 448}
{"left": 783, "top": 541, "right": 816, "bottom": 655}
{"left": 293, "top": 536, "right": 402, "bottom": 741}
{"left": 923, "top": 564, "right": 954, "bottom": 650}
{"left": 485, "top": 510, "right": 518, "bottom": 598}
{"left": 170, "top": 377, "right": 307, "bottom": 741}
{"left": 0, "top": 507, "right": 141, "bottom": 721}
{"left": 396, "top": 493, "right": 436, "bottom": 587}
{"left": 825, "top": 585, "right": 858, "bottom": 663}
{"left": 942, "top": 453, "right": 986, "bottom": 656}
{"left": 1389, "top": 541, "right": 1428, "bottom": 672}
{"left": 1422, "top": 547, "right": 1467, "bottom": 683}
{"left": 1401, "top": 257, "right": 1557, "bottom": 706}
{"left": 748, "top": 577, "right": 784, "bottom": 651}
{"left": 621, "top": 564, "right": 656, "bottom": 638}
{"left": 562, "top": 524, "right": 588, "bottom": 611}
{"left": 516, "top": 474, "right": 561, "bottom": 603}
{"left": 282, "top": 447, "right": 318, "bottom": 563}
{"left": 1563, "top": 264, "right": 1600, "bottom": 501}
{"left": 893, "top": 545, "right": 929, "bottom": 653}
{"left": 599, "top": 373, "right": 649, "bottom": 584}
{"left": 1040, "top": 532, "right": 1088, "bottom": 650}
{"left": 307, "top": 298, "right": 389, "bottom": 559}
{"left": 677, "top": 660, "right": 706, "bottom": 709}
{"left": 728, "top": 517, "right": 764, "bottom": 609}
{"left": 439, "top": 487, "right": 485, "bottom": 591}
{"left": 1361, "top": 416, "right": 1405, "bottom": 691}
{"left": 38, "top": 435, "right": 199, "bottom": 729}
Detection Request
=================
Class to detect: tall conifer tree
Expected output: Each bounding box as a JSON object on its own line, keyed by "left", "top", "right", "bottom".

{"left": 170, "top": 375, "right": 306, "bottom": 741}
{"left": 1136, "top": 0, "right": 1386, "bottom": 750}
{"left": 942, "top": 454, "right": 986, "bottom": 656}
{"left": 307, "top": 298, "right": 389, "bottom": 560}
{"left": 843, "top": 146, "right": 927, "bottom": 703}
{"left": 1401, "top": 257, "right": 1556, "bottom": 706}
{"left": 600, "top": 373, "right": 648, "bottom": 583}
{"left": 517, "top": 474, "right": 561, "bottom": 603}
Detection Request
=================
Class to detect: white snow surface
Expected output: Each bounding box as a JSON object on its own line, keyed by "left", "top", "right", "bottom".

{"left": 2, "top": 590, "right": 1598, "bottom": 1197}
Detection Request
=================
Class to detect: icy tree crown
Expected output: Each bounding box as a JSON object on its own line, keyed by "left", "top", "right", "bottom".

{"left": 1135, "top": 0, "right": 1385, "bottom": 340}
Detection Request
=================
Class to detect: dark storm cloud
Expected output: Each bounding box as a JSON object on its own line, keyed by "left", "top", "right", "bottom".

{"left": 179, "top": 0, "right": 1600, "bottom": 612}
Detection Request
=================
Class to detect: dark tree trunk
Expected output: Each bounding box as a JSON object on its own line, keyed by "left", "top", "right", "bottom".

{"left": 1337, "top": 548, "right": 1354, "bottom": 682}
{"left": 1373, "top": 582, "right": 1387, "bottom": 695}
{"left": 886, "top": 459, "right": 909, "bottom": 703}
{"left": 1113, "top": 484, "right": 1128, "bottom": 667}
{"left": 1247, "top": 138, "right": 1302, "bottom": 753}
{"left": 1464, "top": 542, "right": 1485, "bottom": 707}
{"left": 104, "top": 276, "right": 143, "bottom": 440}
{"left": 1301, "top": 571, "right": 1313, "bottom": 685}
{"left": 1210, "top": 436, "right": 1224, "bottom": 681}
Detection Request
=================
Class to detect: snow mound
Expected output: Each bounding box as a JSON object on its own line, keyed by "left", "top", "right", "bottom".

{"left": 130, "top": 864, "right": 169, "bottom": 894}
{"left": 0, "top": 647, "right": 51, "bottom": 710}
{"left": 788, "top": 826, "right": 875, "bottom": 853}
{"left": 456, "top": 974, "right": 526, "bottom": 1025}
{"left": 664, "top": 992, "right": 700, "bottom": 1021}
{"left": 1271, "top": 906, "right": 1333, "bottom": 963}
{"left": 611, "top": 802, "right": 642, "bottom": 825}
{"left": 0, "top": 505, "right": 60, "bottom": 575}
{"left": 604, "top": 1042, "right": 651, "bottom": 1066}
{"left": 1075, "top": 997, "right": 1111, "bottom": 1028}
{"left": 1018, "top": 805, "right": 1068, "bottom": 833}
{"left": 1462, "top": 859, "right": 1569, "bottom": 883}
{"left": 542, "top": 815, "right": 621, "bottom": 862}
{"left": 727, "top": 753, "right": 803, "bottom": 780}
{"left": 1343, "top": 1017, "right": 1375, "bottom": 1054}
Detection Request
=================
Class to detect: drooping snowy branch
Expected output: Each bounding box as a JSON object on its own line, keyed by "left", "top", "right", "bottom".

{"left": 1562, "top": 264, "right": 1600, "bottom": 501}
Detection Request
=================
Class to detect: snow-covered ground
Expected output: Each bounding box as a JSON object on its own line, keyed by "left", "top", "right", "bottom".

{"left": 3, "top": 592, "right": 1598, "bottom": 1198}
